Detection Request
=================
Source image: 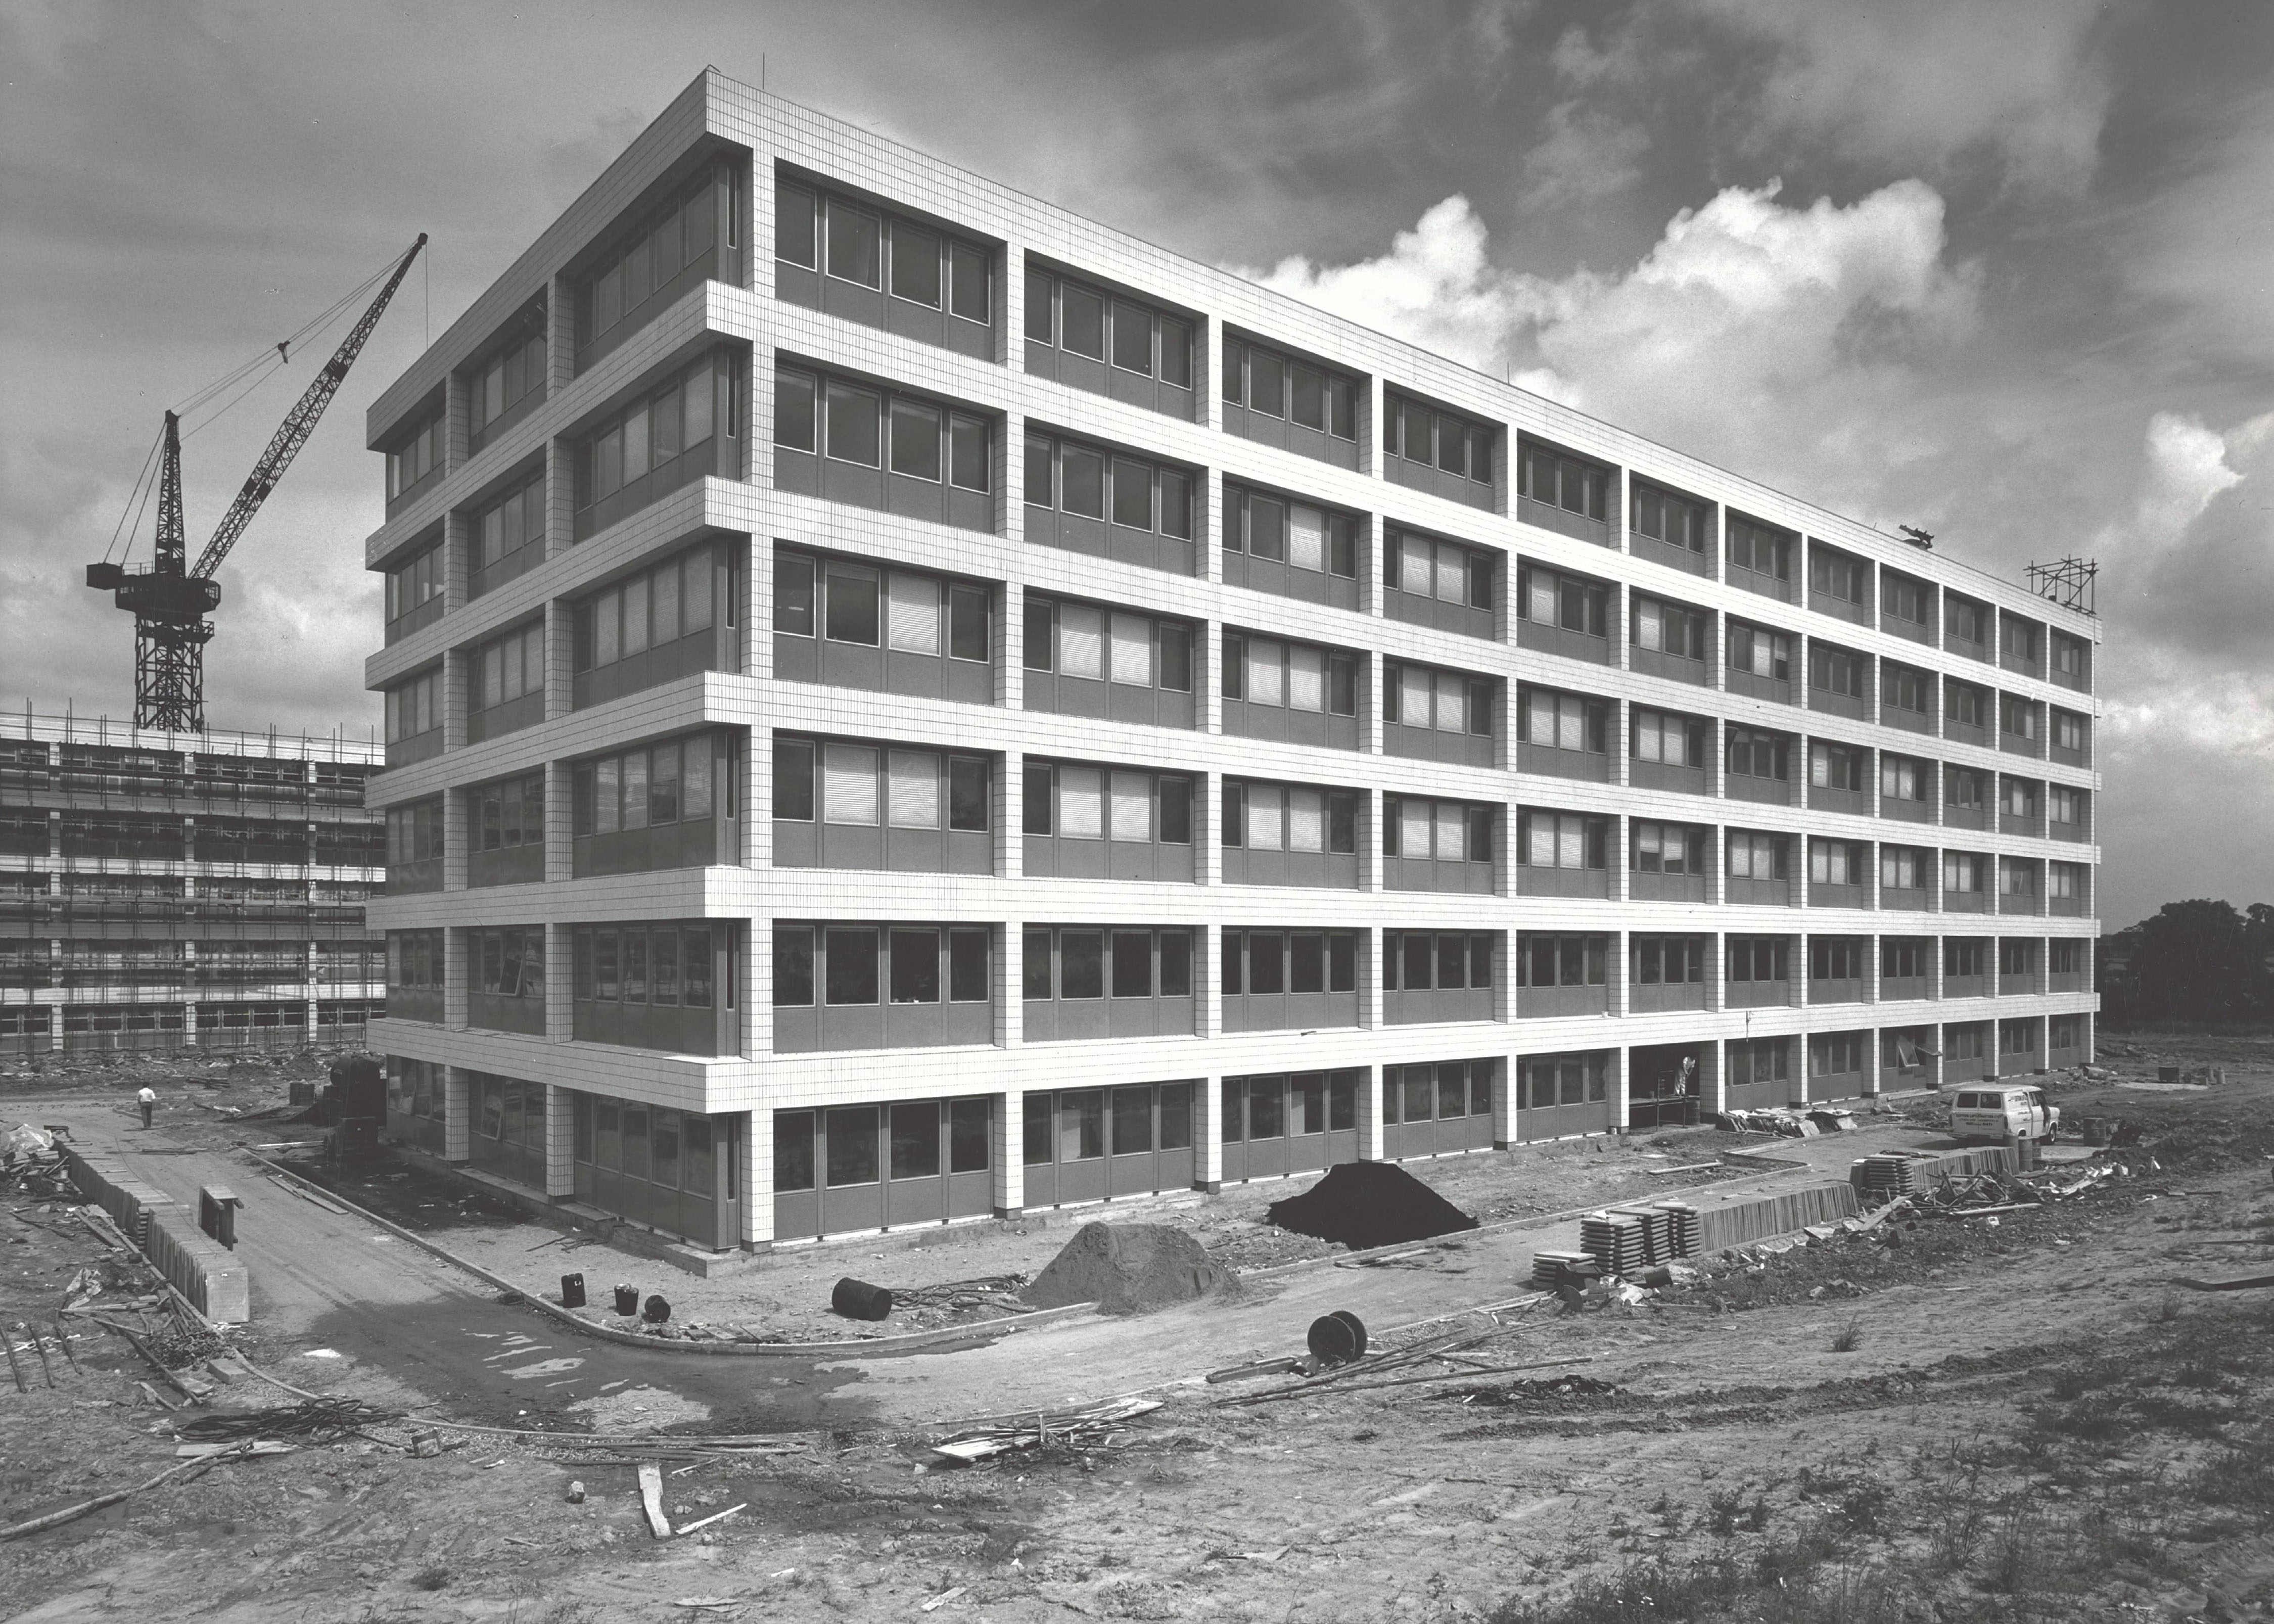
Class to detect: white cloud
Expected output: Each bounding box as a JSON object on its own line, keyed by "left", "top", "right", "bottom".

{"left": 2102, "top": 411, "right": 2249, "bottom": 560}
{"left": 1248, "top": 178, "right": 1979, "bottom": 521}
{"left": 1693, "top": 0, "right": 2111, "bottom": 194}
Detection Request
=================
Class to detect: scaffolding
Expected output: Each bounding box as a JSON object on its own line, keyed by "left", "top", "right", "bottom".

{"left": 2025, "top": 556, "right": 2098, "bottom": 616}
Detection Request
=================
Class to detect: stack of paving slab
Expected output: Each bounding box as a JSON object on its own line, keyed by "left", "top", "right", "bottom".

{"left": 1687, "top": 1181, "right": 1861, "bottom": 1253}
{"left": 1850, "top": 1146, "right": 2015, "bottom": 1203}
{"left": 59, "top": 1147, "right": 249, "bottom": 1325}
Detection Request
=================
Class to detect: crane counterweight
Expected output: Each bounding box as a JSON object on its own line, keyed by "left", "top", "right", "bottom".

{"left": 88, "top": 232, "right": 427, "bottom": 732}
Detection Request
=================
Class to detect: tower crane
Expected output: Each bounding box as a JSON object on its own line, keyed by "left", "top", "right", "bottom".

{"left": 87, "top": 233, "right": 428, "bottom": 732}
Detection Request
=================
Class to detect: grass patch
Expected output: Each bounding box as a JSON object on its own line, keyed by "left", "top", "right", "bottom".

{"left": 1829, "top": 1317, "right": 1863, "bottom": 1353}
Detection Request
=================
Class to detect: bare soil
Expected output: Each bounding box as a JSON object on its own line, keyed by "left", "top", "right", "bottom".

{"left": 5, "top": 1039, "right": 2272, "bottom": 1621}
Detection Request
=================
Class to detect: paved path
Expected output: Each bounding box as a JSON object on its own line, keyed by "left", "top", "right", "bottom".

{"left": 36, "top": 1101, "right": 1943, "bottom": 1429}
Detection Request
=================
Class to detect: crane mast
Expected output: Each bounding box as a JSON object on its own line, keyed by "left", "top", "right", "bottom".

{"left": 88, "top": 233, "right": 427, "bottom": 732}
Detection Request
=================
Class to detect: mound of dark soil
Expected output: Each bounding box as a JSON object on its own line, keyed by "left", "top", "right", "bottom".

{"left": 1265, "top": 1161, "right": 1480, "bottom": 1250}
{"left": 1022, "top": 1222, "right": 1229, "bottom": 1315}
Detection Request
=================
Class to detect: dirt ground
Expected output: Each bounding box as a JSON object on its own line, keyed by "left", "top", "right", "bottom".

{"left": 4, "top": 1037, "right": 2272, "bottom": 1621}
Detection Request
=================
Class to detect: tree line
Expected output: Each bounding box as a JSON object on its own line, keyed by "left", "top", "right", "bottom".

{"left": 2098, "top": 899, "right": 2274, "bottom": 1028}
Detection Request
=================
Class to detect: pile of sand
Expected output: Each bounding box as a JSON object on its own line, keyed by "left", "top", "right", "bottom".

{"left": 1265, "top": 1162, "right": 1480, "bottom": 1250}
{"left": 1021, "top": 1222, "right": 1230, "bottom": 1315}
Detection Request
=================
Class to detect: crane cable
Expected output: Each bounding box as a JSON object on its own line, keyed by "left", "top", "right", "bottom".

{"left": 102, "top": 243, "right": 412, "bottom": 570}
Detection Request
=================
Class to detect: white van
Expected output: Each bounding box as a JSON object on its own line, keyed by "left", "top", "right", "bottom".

{"left": 1948, "top": 1085, "right": 2059, "bottom": 1144}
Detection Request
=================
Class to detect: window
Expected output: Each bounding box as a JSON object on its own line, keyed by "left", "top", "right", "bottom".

{"left": 1632, "top": 821, "right": 1702, "bottom": 874}
{"left": 1727, "top": 1039, "right": 1789, "bottom": 1086}
{"left": 1516, "top": 935, "right": 1605, "bottom": 988}
{"left": 1884, "top": 665, "right": 1933, "bottom": 715}
{"left": 575, "top": 351, "right": 737, "bottom": 521}
{"left": 2050, "top": 937, "right": 2086, "bottom": 972}
{"left": 1880, "top": 754, "right": 1927, "bottom": 804}
{"left": 1222, "top": 633, "right": 1357, "bottom": 714}
{"left": 1516, "top": 564, "right": 1608, "bottom": 636}
{"left": 1227, "top": 782, "right": 1357, "bottom": 854}
{"left": 1943, "top": 852, "right": 1985, "bottom": 894}
{"left": 1809, "top": 741, "right": 1867, "bottom": 793}
{"left": 2005, "top": 778, "right": 2039, "bottom": 819}
{"left": 1808, "top": 545, "right": 1868, "bottom": 606}
{"left": 1884, "top": 573, "right": 1932, "bottom": 628}
{"left": 1947, "top": 596, "right": 1990, "bottom": 648}
{"left": 1388, "top": 392, "right": 1496, "bottom": 486}
{"left": 1882, "top": 938, "right": 1927, "bottom": 979}
{"left": 1519, "top": 1052, "right": 1611, "bottom": 1108}
{"left": 1999, "top": 858, "right": 2038, "bottom": 897}
{"left": 1631, "top": 708, "right": 1707, "bottom": 767}
{"left": 384, "top": 669, "right": 441, "bottom": 744}
{"left": 1030, "top": 268, "right": 1193, "bottom": 388}
{"left": 386, "top": 800, "right": 445, "bottom": 867}
{"left": 2052, "top": 633, "right": 2089, "bottom": 680}
{"left": 1945, "top": 766, "right": 1988, "bottom": 813}
{"left": 1384, "top": 529, "right": 1495, "bottom": 609}
{"left": 469, "top": 926, "right": 545, "bottom": 999}
{"left": 1727, "top": 831, "right": 1789, "bottom": 880}
{"left": 776, "top": 365, "right": 990, "bottom": 492}
{"left": 2052, "top": 710, "right": 2087, "bottom": 753}
{"left": 1028, "top": 597, "right": 1194, "bottom": 690}
{"left": 574, "top": 923, "right": 718, "bottom": 1009}
{"left": 472, "top": 623, "right": 544, "bottom": 715}
{"left": 1027, "top": 762, "right": 1188, "bottom": 844}
{"left": 573, "top": 544, "right": 719, "bottom": 675}
{"left": 1809, "top": 938, "right": 1865, "bottom": 980}
{"left": 1946, "top": 681, "right": 1989, "bottom": 730}
{"left": 472, "top": 772, "right": 545, "bottom": 852}
{"left": 1632, "top": 937, "right": 1705, "bottom": 984}
{"left": 469, "top": 469, "right": 545, "bottom": 584}
{"left": 1808, "top": 840, "right": 1866, "bottom": 886}
{"left": 385, "top": 540, "right": 444, "bottom": 633}
{"left": 778, "top": 176, "right": 991, "bottom": 326}
{"left": 2048, "top": 786, "right": 2082, "bottom": 830}
{"left": 1516, "top": 687, "right": 1606, "bottom": 752}
{"left": 773, "top": 549, "right": 988, "bottom": 665}
{"left": 2001, "top": 613, "right": 2043, "bottom": 664}
{"left": 1026, "top": 431, "right": 1191, "bottom": 536}
{"left": 1727, "top": 938, "right": 1789, "bottom": 982}
{"left": 1632, "top": 596, "right": 1707, "bottom": 659}
{"left": 1725, "top": 727, "right": 1790, "bottom": 783}
{"left": 467, "top": 315, "right": 546, "bottom": 449}
{"left": 1224, "top": 485, "right": 1355, "bottom": 576}
{"left": 1629, "top": 481, "right": 1708, "bottom": 554}
{"left": 1518, "top": 810, "right": 1605, "bottom": 869}
{"left": 1808, "top": 641, "right": 1867, "bottom": 699}
{"left": 1222, "top": 931, "right": 1362, "bottom": 997}
{"left": 387, "top": 930, "right": 444, "bottom": 990}
{"left": 1726, "top": 516, "right": 1793, "bottom": 581}
{"left": 579, "top": 161, "right": 735, "bottom": 352}
{"left": 575, "top": 735, "right": 723, "bottom": 835}
{"left": 1224, "top": 338, "right": 1353, "bottom": 437}
{"left": 1880, "top": 846, "right": 1926, "bottom": 890}
{"left": 1514, "top": 439, "right": 1605, "bottom": 517}
{"left": 1382, "top": 797, "right": 1490, "bottom": 862}
{"left": 1026, "top": 928, "right": 1194, "bottom": 1000}
{"left": 1999, "top": 694, "right": 2039, "bottom": 738}
{"left": 386, "top": 408, "right": 444, "bottom": 502}
{"left": 1998, "top": 938, "right": 2037, "bottom": 978}
{"left": 1389, "top": 663, "right": 1495, "bottom": 735}
{"left": 1809, "top": 1032, "right": 1867, "bottom": 1076}
{"left": 1727, "top": 622, "right": 1791, "bottom": 681}
{"left": 1384, "top": 932, "right": 1498, "bottom": 991}
{"left": 1944, "top": 939, "right": 1987, "bottom": 977}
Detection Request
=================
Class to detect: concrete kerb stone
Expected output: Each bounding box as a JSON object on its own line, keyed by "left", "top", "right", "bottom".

{"left": 244, "top": 1153, "right": 1099, "bottom": 1359}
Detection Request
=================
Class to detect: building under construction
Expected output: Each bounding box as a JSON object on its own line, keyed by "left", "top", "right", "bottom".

{"left": 0, "top": 709, "right": 385, "bottom": 1057}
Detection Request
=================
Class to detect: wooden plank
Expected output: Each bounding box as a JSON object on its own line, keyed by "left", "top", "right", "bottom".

{"left": 2177, "top": 1270, "right": 2274, "bottom": 1293}
{"left": 637, "top": 1462, "right": 673, "bottom": 1539}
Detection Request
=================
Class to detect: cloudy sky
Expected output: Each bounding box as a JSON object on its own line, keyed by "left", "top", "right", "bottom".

{"left": 4, "top": 0, "right": 2270, "bottom": 927}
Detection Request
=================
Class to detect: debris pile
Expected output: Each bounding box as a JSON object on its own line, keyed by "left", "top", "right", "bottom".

{"left": 1023, "top": 1222, "right": 1229, "bottom": 1315}
{"left": 1265, "top": 1161, "right": 1481, "bottom": 1250}
{"left": 1433, "top": 1373, "right": 1619, "bottom": 1407}
{"left": 3, "top": 1123, "right": 72, "bottom": 1199}
{"left": 1710, "top": 1106, "right": 1860, "bottom": 1137}
{"left": 931, "top": 1396, "right": 1164, "bottom": 1465}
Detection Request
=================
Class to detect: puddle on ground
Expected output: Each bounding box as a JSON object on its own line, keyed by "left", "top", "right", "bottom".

{"left": 569, "top": 1383, "right": 713, "bottom": 1430}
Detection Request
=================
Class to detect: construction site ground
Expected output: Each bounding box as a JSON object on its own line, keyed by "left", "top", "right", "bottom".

{"left": 1, "top": 1033, "right": 2270, "bottom": 1622}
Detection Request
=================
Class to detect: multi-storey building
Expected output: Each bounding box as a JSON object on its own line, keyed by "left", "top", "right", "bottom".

{"left": 362, "top": 69, "right": 2099, "bottom": 1255}
{"left": 1, "top": 711, "right": 385, "bottom": 1056}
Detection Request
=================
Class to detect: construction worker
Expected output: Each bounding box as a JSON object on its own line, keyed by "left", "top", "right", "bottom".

{"left": 136, "top": 1085, "right": 156, "bottom": 1130}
